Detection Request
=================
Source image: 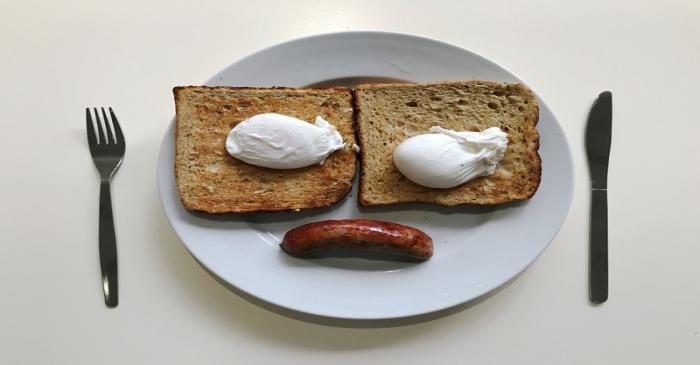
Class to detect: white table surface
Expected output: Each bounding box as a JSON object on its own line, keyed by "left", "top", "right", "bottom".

{"left": 2, "top": 0, "right": 699, "bottom": 363}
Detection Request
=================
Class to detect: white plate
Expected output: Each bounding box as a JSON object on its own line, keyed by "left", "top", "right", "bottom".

{"left": 157, "top": 32, "right": 574, "bottom": 320}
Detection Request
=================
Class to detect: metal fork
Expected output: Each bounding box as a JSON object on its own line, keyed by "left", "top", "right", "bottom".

{"left": 86, "top": 107, "right": 125, "bottom": 308}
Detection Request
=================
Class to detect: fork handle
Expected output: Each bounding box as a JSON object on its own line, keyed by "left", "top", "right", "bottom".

{"left": 99, "top": 181, "right": 119, "bottom": 307}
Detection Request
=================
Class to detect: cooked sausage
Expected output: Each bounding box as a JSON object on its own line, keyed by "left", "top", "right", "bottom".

{"left": 280, "top": 219, "right": 433, "bottom": 260}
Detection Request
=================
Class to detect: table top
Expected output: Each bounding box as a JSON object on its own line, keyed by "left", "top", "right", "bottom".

{"left": 1, "top": 0, "right": 699, "bottom": 364}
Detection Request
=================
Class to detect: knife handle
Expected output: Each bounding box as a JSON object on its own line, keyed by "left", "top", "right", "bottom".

{"left": 589, "top": 189, "right": 608, "bottom": 304}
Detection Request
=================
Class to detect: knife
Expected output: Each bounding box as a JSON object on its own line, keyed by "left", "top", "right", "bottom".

{"left": 585, "top": 91, "right": 612, "bottom": 304}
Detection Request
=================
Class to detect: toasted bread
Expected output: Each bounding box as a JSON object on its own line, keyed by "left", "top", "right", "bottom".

{"left": 354, "top": 80, "right": 541, "bottom": 206}
{"left": 174, "top": 86, "right": 356, "bottom": 213}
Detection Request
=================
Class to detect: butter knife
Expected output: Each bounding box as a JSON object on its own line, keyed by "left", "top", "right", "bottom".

{"left": 585, "top": 91, "right": 612, "bottom": 304}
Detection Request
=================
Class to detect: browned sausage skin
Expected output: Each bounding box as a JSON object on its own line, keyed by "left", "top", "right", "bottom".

{"left": 280, "top": 219, "right": 433, "bottom": 260}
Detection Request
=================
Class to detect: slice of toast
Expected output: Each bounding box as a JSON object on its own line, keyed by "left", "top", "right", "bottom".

{"left": 174, "top": 86, "right": 356, "bottom": 213}
{"left": 355, "top": 80, "right": 541, "bottom": 206}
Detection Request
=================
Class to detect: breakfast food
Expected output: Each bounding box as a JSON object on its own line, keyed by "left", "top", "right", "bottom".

{"left": 225, "top": 113, "right": 348, "bottom": 169}
{"left": 393, "top": 126, "right": 509, "bottom": 189}
{"left": 280, "top": 219, "right": 433, "bottom": 260}
{"left": 174, "top": 86, "right": 356, "bottom": 213}
{"left": 355, "top": 80, "right": 541, "bottom": 206}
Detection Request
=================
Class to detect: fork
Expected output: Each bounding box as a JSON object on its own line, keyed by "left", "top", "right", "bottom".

{"left": 86, "top": 107, "right": 125, "bottom": 308}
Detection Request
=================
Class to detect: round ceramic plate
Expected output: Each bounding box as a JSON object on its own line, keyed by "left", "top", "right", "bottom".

{"left": 157, "top": 32, "right": 574, "bottom": 320}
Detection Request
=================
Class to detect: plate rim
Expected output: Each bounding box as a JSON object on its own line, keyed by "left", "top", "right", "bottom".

{"left": 157, "top": 31, "right": 575, "bottom": 320}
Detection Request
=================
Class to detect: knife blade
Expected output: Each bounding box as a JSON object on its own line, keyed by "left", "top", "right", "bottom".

{"left": 585, "top": 91, "right": 612, "bottom": 304}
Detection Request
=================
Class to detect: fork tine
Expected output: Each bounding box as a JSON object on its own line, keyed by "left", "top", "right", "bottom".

{"left": 93, "top": 107, "right": 106, "bottom": 144}
{"left": 101, "top": 107, "right": 115, "bottom": 144}
{"left": 109, "top": 108, "right": 125, "bottom": 145}
{"left": 86, "top": 108, "right": 97, "bottom": 146}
